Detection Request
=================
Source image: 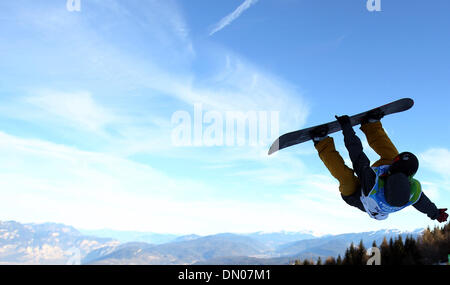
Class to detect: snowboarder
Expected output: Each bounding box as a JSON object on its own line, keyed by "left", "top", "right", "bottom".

{"left": 310, "top": 111, "right": 448, "bottom": 222}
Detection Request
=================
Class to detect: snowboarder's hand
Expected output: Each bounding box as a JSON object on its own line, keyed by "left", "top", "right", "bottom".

{"left": 437, "top": 208, "right": 448, "bottom": 223}
{"left": 335, "top": 115, "right": 351, "bottom": 127}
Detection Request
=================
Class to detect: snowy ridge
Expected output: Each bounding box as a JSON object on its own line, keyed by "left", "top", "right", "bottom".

{"left": 0, "top": 220, "right": 426, "bottom": 265}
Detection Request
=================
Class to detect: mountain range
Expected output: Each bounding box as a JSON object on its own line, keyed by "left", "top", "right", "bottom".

{"left": 0, "top": 221, "right": 118, "bottom": 264}
{"left": 0, "top": 220, "right": 423, "bottom": 265}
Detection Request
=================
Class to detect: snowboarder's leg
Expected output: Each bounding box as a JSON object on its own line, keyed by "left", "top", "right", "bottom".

{"left": 314, "top": 137, "right": 360, "bottom": 196}
{"left": 360, "top": 121, "right": 399, "bottom": 167}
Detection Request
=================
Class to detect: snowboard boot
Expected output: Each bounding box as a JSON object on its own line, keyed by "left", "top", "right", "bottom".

{"left": 362, "top": 108, "right": 385, "bottom": 125}
{"left": 309, "top": 125, "right": 329, "bottom": 145}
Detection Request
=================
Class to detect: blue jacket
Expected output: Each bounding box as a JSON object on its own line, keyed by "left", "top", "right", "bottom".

{"left": 360, "top": 165, "right": 423, "bottom": 220}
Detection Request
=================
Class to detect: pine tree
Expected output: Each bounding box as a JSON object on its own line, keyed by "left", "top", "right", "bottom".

{"left": 418, "top": 226, "right": 437, "bottom": 264}
{"left": 316, "top": 257, "right": 322, "bottom": 265}
{"left": 380, "top": 237, "right": 390, "bottom": 265}
{"left": 342, "top": 243, "right": 355, "bottom": 265}
{"left": 418, "top": 223, "right": 450, "bottom": 264}
{"left": 349, "top": 242, "right": 357, "bottom": 265}
{"left": 336, "top": 255, "right": 342, "bottom": 265}
{"left": 403, "top": 235, "right": 420, "bottom": 265}
{"left": 302, "top": 259, "right": 312, "bottom": 265}
{"left": 356, "top": 240, "right": 367, "bottom": 265}
{"left": 325, "top": 257, "right": 336, "bottom": 265}
{"left": 392, "top": 235, "right": 405, "bottom": 264}
{"left": 389, "top": 237, "right": 394, "bottom": 251}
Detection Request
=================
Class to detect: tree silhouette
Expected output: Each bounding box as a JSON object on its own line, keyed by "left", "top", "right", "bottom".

{"left": 403, "top": 235, "right": 420, "bottom": 265}
{"left": 336, "top": 255, "right": 342, "bottom": 265}
{"left": 380, "top": 237, "right": 391, "bottom": 265}
{"left": 342, "top": 242, "right": 355, "bottom": 265}
{"left": 292, "top": 222, "right": 449, "bottom": 265}
{"left": 325, "top": 257, "right": 336, "bottom": 265}
{"left": 356, "top": 240, "right": 367, "bottom": 265}
{"left": 418, "top": 224, "right": 449, "bottom": 264}
{"left": 316, "top": 257, "right": 322, "bottom": 265}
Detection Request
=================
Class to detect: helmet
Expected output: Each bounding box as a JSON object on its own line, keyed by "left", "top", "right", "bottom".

{"left": 384, "top": 172, "right": 411, "bottom": 207}
{"left": 389, "top": 152, "right": 419, "bottom": 177}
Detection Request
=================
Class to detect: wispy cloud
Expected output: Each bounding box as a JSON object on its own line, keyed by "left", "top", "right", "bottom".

{"left": 209, "top": 0, "right": 259, "bottom": 36}
{"left": 420, "top": 148, "right": 450, "bottom": 178}
{"left": 419, "top": 148, "right": 450, "bottom": 195}
{"left": 0, "top": 130, "right": 363, "bottom": 235}
{"left": 25, "top": 90, "right": 116, "bottom": 132}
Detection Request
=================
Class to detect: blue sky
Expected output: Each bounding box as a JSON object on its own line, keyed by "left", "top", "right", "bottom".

{"left": 0, "top": 0, "right": 449, "bottom": 235}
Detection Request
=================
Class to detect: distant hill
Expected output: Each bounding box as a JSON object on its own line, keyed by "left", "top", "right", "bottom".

{"left": 0, "top": 221, "right": 118, "bottom": 264}
{"left": 0, "top": 220, "right": 424, "bottom": 265}
{"left": 87, "top": 229, "right": 423, "bottom": 265}
{"left": 272, "top": 229, "right": 424, "bottom": 263}
{"left": 81, "top": 242, "right": 155, "bottom": 264}
{"left": 195, "top": 229, "right": 424, "bottom": 265}
{"left": 243, "top": 231, "right": 317, "bottom": 250}
{"left": 87, "top": 233, "right": 272, "bottom": 265}
{"left": 79, "top": 228, "right": 180, "bottom": 245}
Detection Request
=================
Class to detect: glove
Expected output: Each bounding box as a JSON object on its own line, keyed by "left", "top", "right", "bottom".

{"left": 437, "top": 208, "right": 448, "bottom": 223}
{"left": 335, "top": 115, "right": 351, "bottom": 128}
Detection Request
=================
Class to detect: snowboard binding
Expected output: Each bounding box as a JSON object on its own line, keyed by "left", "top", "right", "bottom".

{"left": 362, "top": 108, "right": 385, "bottom": 124}
{"left": 309, "top": 125, "right": 329, "bottom": 143}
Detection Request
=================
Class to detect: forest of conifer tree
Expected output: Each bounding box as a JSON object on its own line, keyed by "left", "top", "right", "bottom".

{"left": 293, "top": 222, "right": 449, "bottom": 265}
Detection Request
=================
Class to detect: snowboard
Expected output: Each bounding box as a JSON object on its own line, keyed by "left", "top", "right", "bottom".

{"left": 268, "top": 98, "right": 414, "bottom": 155}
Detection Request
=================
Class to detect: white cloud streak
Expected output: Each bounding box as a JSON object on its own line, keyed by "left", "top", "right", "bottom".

{"left": 419, "top": 148, "right": 450, "bottom": 197}
{"left": 0, "top": 131, "right": 367, "bottom": 235}
{"left": 420, "top": 148, "right": 450, "bottom": 178}
{"left": 209, "top": 0, "right": 259, "bottom": 36}
{"left": 25, "top": 90, "right": 116, "bottom": 132}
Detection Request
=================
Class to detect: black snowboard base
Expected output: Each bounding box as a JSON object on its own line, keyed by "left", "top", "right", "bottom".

{"left": 268, "top": 98, "right": 414, "bottom": 155}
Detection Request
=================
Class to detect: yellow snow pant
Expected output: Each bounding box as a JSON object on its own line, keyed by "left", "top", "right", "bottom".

{"left": 314, "top": 121, "right": 399, "bottom": 197}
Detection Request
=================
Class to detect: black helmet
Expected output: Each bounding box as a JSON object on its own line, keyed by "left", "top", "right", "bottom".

{"left": 389, "top": 152, "right": 419, "bottom": 177}
{"left": 384, "top": 172, "right": 411, "bottom": 207}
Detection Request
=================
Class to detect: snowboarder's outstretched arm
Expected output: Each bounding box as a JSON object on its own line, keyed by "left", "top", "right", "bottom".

{"left": 413, "top": 193, "right": 439, "bottom": 220}
{"left": 414, "top": 194, "right": 448, "bottom": 222}
{"left": 335, "top": 115, "right": 375, "bottom": 195}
